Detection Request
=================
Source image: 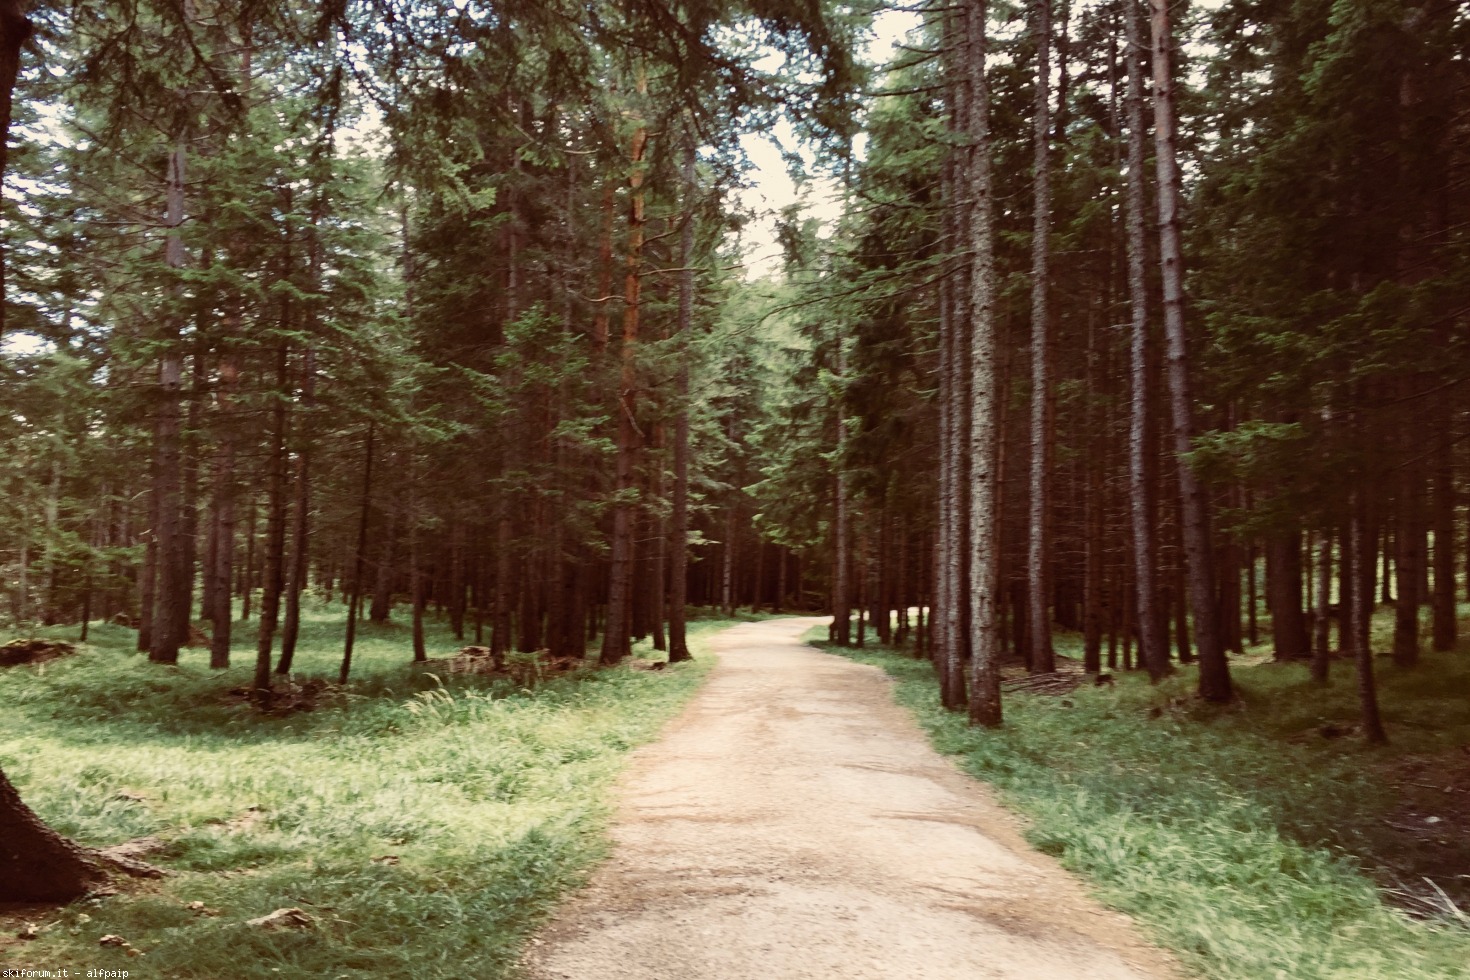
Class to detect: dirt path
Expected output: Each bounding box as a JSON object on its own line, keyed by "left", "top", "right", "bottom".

{"left": 522, "top": 618, "right": 1181, "bottom": 980}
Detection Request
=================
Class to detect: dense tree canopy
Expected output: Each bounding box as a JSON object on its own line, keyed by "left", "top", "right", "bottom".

{"left": 1, "top": 0, "right": 1468, "bottom": 900}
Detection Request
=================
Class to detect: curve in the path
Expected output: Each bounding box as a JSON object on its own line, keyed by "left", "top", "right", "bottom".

{"left": 522, "top": 617, "right": 1180, "bottom": 980}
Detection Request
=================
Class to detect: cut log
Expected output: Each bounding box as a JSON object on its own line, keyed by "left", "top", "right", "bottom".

{"left": 0, "top": 638, "right": 75, "bottom": 667}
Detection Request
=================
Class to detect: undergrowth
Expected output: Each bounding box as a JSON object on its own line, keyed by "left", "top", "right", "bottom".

{"left": 0, "top": 602, "right": 727, "bottom": 979}
{"left": 817, "top": 633, "right": 1470, "bottom": 980}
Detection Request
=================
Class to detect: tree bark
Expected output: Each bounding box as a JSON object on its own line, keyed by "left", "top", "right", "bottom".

{"left": 341, "top": 423, "right": 374, "bottom": 685}
{"left": 177, "top": 353, "right": 203, "bottom": 643}
{"left": 138, "top": 527, "right": 157, "bottom": 651}
{"left": 0, "top": 766, "right": 104, "bottom": 903}
{"left": 600, "top": 69, "right": 649, "bottom": 666}
{"left": 0, "top": 0, "right": 31, "bottom": 336}
{"left": 1312, "top": 530, "right": 1332, "bottom": 684}
{"left": 1432, "top": 427, "right": 1456, "bottom": 651}
{"left": 667, "top": 143, "right": 695, "bottom": 663}
{"left": 409, "top": 457, "right": 426, "bottom": 663}
{"left": 1026, "top": 0, "right": 1056, "bottom": 674}
{"left": 1122, "top": 0, "right": 1170, "bottom": 681}
{"left": 964, "top": 0, "right": 1002, "bottom": 728}
{"left": 1393, "top": 450, "right": 1422, "bottom": 668}
{"left": 253, "top": 347, "right": 290, "bottom": 700}
{"left": 277, "top": 348, "right": 314, "bottom": 675}
{"left": 1268, "top": 529, "right": 1310, "bottom": 661}
{"left": 1350, "top": 486, "right": 1388, "bottom": 743}
{"left": 1246, "top": 536, "right": 1259, "bottom": 645}
{"left": 209, "top": 353, "right": 239, "bottom": 669}
{"left": 1083, "top": 316, "right": 1104, "bottom": 673}
{"left": 936, "top": 7, "right": 970, "bottom": 710}
{"left": 149, "top": 141, "right": 189, "bottom": 665}
{"left": 241, "top": 491, "right": 256, "bottom": 620}
{"left": 493, "top": 514, "right": 512, "bottom": 656}
{"left": 370, "top": 503, "right": 396, "bottom": 623}
{"left": 1147, "top": 0, "right": 1230, "bottom": 701}
{"left": 448, "top": 515, "right": 466, "bottom": 641}
{"left": 833, "top": 345, "right": 853, "bottom": 645}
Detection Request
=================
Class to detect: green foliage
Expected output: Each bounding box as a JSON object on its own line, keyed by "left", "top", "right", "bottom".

{"left": 819, "top": 634, "right": 1470, "bottom": 980}
{"left": 0, "top": 606, "right": 731, "bottom": 979}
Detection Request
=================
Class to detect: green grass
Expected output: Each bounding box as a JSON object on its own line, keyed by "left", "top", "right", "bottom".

{"left": 815, "top": 630, "right": 1470, "bottom": 980}
{"left": 0, "top": 601, "right": 734, "bottom": 979}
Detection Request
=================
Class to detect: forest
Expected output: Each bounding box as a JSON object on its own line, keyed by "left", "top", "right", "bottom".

{"left": 1, "top": 0, "right": 1468, "bottom": 978}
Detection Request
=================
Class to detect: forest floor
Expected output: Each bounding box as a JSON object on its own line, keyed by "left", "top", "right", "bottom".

{"left": 521, "top": 616, "right": 1180, "bottom": 980}
{"left": 0, "top": 604, "right": 747, "bottom": 979}
{"left": 824, "top": 623, "right": 1470, "bottom": 980}
{"left": 6, "top": 610, "right": 1468, "bottom": 979}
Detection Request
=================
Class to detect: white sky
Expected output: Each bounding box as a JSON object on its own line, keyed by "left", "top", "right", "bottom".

{"left": 735, "top": 9, "right": 922, "bottom": 279}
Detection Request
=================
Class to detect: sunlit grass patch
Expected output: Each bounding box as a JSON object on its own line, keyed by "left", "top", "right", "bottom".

{"left": 0, "top": 602, "right": 728, "bottom": 979}
{"left": 816, "top": 632, "right": 1470, "bottom": 980}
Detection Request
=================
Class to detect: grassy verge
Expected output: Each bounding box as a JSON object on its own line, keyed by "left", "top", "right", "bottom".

{"left": 0, "top": 604, "right": 734, "bottom": 979}
{"left": 814, "top": 632, "right": 1470, "bottom": 980}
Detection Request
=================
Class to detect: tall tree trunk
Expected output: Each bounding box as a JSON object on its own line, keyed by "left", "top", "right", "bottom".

{"left": 600, "top": 69, "right": 649, "bottom": 666}
{"left": 149, "top": 140, "right": 189, "bottom": 665}
{"left": 1432, "top": 426, "right": 1456, "bottom": 651}
{"left": 1026, "top": 0, "right": 1056, "bottom": 675}
{"left": 1350, "top": 485, "right": 1388, "bottom": 743}
{"left": 241, "top": 491, "right": 256, "bottom": 620}
{"left": 1463, "top": 491, "right": 1470, "bottom": 605}
{"left": 667, "top": 147, "right": 695, "bottom": 662}
{"left": 1312, "top": 529, "right": 1332, "bottom": 684}
{"left": 1393, "top": 448, "right": 1422, "bottom": 667}
{"left": 1147, "top": 0, "right": 1230, "bottom": 702}
{"left": 0, "top": 0, "right": 30, "bottom": 337}
{"left": 370, "top": 503, "right": 395, "bottom": 622}
{"left": 887, "top": 537, "right": 899, "bottom": 643}
{"left": 1219, "top": 484, "right": 1244, "bottom": 655}
{"left": 177, "top": 352, "right": 203, "bottom": 642}
{"left": 593, "top": 180, "right": 615, "bottom": 353}
{"left": 201, "top": 464, "right": 218, "bottom": 625}
{"left": 492, "top": 514, "right": 512, "bottom": 656}
{"left": 1083, "top": 315, "right": 1104, "bottom": 673}
{"left": 209, "top": 353, "right": 239, "bottom": 669}
{"left": 341, "top": 423, "right": 374, "bottom": 685}
{"left": 448, "top": 515, "right": 466, "bottom": 641}
{"left": 409, "top": 458, "right": 426, "bottom": 663}
{"left": 137, "top": 527, "right": 156, "bottom": 651}
{"left": 0, "top": 5, "right": 37, "bottom": 626}
{"left": 650, "top": 535, "right": 667, "bottom": 650}
{"left": 965, "top": 0, "right": 1003, "bottom": 728}
{"left": 1268, "top": 529, "right": 1310, "bottom": 661}
{"left": 1381, "top": 524, "right": 1394, "bottom": 605}
{"left": 277, "top": 349, "right": 315, "bottom": 675}
{"left": 253, "top": 347, "right": 290, "bottom": 700}
{"left": 936, "top": 10, "right": 970, "bottom": 710}
{"left": 833, "top": 347, "right": 853, "bottom": 645}
{"left": 1173, "top": 551, "right": 1192, "bottom": 662}
{"left": 722, "top": 495, "right": 738, "bottom": 617}
{"left": 1247, "top": 536, "right": 1259, "bottom": 645}
{"left": 935, "top": 212, "right": 957, "bottom": 686}
{"left": 1122, "top": 0, "right": 1169, "bottom": 681}
{"left": 80, "top": 485, "right": 106, "bottom": 640}
{"left": 775, "top": 543, "right": 787, "bottom": 616}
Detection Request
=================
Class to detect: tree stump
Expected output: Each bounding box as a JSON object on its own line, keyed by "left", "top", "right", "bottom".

{"left": 0, "top": 767, "right": 105, "bottom": 902}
